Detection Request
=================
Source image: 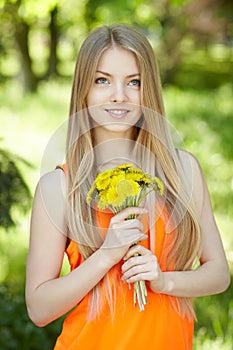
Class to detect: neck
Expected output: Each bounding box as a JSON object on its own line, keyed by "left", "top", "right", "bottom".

{"left": 94, "top": 138, "right": 139, "bottom": 172}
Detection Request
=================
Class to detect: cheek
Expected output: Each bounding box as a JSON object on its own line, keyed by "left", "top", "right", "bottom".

{"left": 129, "top": 90, "right": 141, "bottom": 104}
{"left": 86, "top": 90, "right": 94, "bottom": 107}
{"left": 87, "top": 89, "right": 106, "bottom": 107}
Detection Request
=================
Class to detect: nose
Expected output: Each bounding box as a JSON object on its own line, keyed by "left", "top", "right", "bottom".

{"left": 110, "top": 83, "right": 128, "bottom": 103}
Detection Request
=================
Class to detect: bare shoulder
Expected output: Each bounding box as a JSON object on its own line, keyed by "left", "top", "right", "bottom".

{"left": 177, "top": 149, "right": 204, "bottom": 183}
{"left": 36, "top": 169, "right": 67, "bottom": 205}
{"left": 177, "top": 149, "right": 206, "bottom": 215}
{"left": 177, "top": 149, "right": 201, "bottom": 172}
{"left": 38, "top": 168, "right": 66, "bottom": 192}
{"left": 33, "top": 168, "right": 67, "bottom": 235}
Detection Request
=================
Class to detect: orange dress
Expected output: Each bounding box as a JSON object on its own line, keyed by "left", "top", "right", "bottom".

{"left": 53, "top": 207, "right": 194, "bottom": 350}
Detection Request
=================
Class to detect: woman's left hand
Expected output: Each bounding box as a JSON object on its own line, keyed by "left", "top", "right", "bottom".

{"left": 121, "top": 244, "right": 166, "bottom": 293}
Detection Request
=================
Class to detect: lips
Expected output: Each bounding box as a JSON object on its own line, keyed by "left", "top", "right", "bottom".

{"left": 105, "top": 108, "right": 130, "bottom": 119}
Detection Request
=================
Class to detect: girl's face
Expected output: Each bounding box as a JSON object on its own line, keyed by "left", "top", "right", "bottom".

{"left": 87, "top": 46, "right": 142, "bottom": 142}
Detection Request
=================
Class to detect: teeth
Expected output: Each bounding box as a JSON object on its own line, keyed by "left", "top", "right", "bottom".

{"left": 107, "top": 109, "right": 127, "bottom": 115}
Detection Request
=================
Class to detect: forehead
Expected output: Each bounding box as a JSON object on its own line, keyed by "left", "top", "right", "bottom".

{"left": 97, "top": 46, "right": 139, "bottom": 73}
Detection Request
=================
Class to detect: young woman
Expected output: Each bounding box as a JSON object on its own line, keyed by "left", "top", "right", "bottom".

{"left": 26, "top": 24, "right": 230, "bottom": 349}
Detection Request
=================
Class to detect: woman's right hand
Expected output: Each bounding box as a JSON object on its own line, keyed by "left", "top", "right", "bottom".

{"left": 100, "top": 207, "right": 148, "bottom": 266}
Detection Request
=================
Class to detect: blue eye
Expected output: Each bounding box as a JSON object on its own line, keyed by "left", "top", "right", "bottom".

{"left": 129, "top": 79, "right": 140, "bottom": 87}
{"left": 95, "top": 77, "right": 108, "bottom": 84}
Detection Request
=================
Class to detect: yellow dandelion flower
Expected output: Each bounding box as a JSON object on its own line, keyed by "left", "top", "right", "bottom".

{"left": 116, "top": 164, "right": 133, "bottom": 171}
{"left": 117, "top": 179, "right": 140, "bottom": 197}
{"left": 87, "top": 165, "right": 164, "bottom": 211}
{"left": 106, "top": 179, "right": 140, "bottom": 207}
{"left": 111, "top": 168, "right": 126, "bottom": 179}
{"left": 154, "top": 176, "right": 164, "bottom": 195}
{"left": 99, "top": 188, "right": 109, "bottom": 202}
{"left": 97, "top": 198, "right": 109, "bottom": 210}
{"left": 125, "top": 172, "right": 147, "bottom": 184}
{"left": 142, "top": 174, "right": 153, "bottom": 185}
{"left": 106, "top": 186, "right": 119, "bottom": 204}
{"left": 128, "top": 167, "right": 143, "bottom": 174}
{"left": 105, "top": 174, "right": 125, "bottom": 205}
{"left": 96, "top": 169, "right": 112, "bottom": 191}
{"left": 111, "top": 194, "right": 126, "bottom": 207}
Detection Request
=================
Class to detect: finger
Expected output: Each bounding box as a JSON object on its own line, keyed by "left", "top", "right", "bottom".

{"left": 122, "top": 259, "right": 155, "bottom": 280}
{"left": 111, "top": 207, "right": 147, "bottom": 222}
{"left": 111, "top": 218, "right": 144, "bottom": 232}
{"left": 122, "top": 258, "right": 159, "bottom": 282}
{"left": 102, "top": 232, "right": 147, "bottom": 249}
{"left": 122, "top": 232, "right": 148, "bottom": 247}
{"left": 123, "top": 245, "right": 152, "bottom": 261}
{"left": 122, "top": 254, "right": 150, "bottom": 273}
{"left": 122, "top": 253, "right": 156, "bottom": 273}
{"left": 123, "top": 272, "right": 154, "bottom": 284}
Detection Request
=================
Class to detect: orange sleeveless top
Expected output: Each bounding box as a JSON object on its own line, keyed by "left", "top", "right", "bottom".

{"left": 54, "top": 165, "right": 194, "bottom": 350}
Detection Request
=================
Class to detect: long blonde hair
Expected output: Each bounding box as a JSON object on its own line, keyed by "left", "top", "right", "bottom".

{"left": 66, "top": 24, "right": 202, "bottom": 320}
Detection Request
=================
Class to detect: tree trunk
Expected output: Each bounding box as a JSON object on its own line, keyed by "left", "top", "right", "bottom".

{"left": 47, "top": 6, "right": 59, "bottom": 77}
{"left": 14, "top": 20, "right": 38, "bottom": 92}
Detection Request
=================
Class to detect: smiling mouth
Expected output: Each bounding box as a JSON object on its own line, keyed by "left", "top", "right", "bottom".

{"left": 105, "top": 109, "right": 130, "bottom": 119}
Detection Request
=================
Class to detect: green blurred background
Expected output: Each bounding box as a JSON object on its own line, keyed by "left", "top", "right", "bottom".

{"left": 0, "top": 0, "right": 232, "bottom": 349}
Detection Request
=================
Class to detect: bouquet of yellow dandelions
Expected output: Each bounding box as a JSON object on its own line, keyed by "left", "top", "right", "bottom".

{"left": 86, "top": 164, "right": 164, "bottom": 311}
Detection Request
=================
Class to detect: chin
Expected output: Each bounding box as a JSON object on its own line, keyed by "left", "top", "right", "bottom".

{"left": 104, "top": 124, "right": 134, "bottom": 134}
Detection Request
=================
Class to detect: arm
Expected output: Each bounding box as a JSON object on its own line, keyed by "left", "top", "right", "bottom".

{"left": 26, "top": 170, "right": 147, "bottom": 327}
{"left": 122, "top": 151, "right": 230, "bottom": 297}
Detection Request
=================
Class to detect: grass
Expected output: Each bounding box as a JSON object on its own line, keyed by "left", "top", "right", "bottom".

{"left": 164, "top": 85, "right": 233, "bottom": 266}
{"left": 0, "top": 79, "right": 232, "bottom": 349}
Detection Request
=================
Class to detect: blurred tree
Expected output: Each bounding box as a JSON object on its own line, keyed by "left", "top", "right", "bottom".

{"left": 0, "top": 0, "right": 60, "bottom": 91}
{"left": 0, "top": 146, "right": 32, "bottom": 229}
{"left": 46, "top": 5, "right": 59, "bottom": 77}
{"left": 145, "top": 0, "right": 232, "bottom": 84}
{"left": 83, "top": 0, "right": 146, "bottom": 30}
{"left": 0, "top": 0, "right": 232, "bottom": 90}
{"left": 81, "top": 0, "right": 233, "bottom": 85}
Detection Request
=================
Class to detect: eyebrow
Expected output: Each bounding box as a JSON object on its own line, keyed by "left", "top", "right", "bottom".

{"left": 96, "top": 70, "right": 140, "bottom": 78}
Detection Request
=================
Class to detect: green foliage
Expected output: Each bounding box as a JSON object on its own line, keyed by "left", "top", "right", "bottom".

{"left": 164, "top": 85, "right": 233, "bottom": 219}
{"left": 84, "top": 0, "right": 147, "bottom": 29}
{"left": 0, "top": 285, "right": 64, "bottom": 350}
{"left": 1, "top": 0, "right": 232, "bottom": 90}
{"left": 173, "top": 46, "right": 233, "bottom": 90}
{"left": 0, "top": 147, "right": 32, "bottom": 229}
{"left": 194, "top": 279, "right": 233, "bottom": 348}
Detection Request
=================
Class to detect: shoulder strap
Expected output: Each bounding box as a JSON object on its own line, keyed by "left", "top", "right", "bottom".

{"left": 55, "top": 164, "right": 67, "bottom": 173}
